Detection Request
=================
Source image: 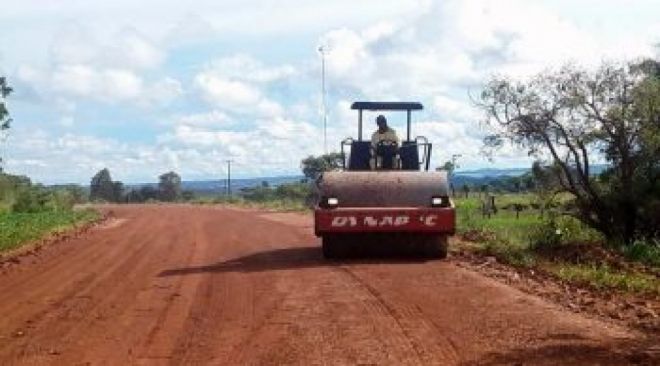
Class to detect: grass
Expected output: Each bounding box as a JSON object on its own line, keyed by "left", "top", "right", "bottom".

{"left": 552, "top": 263, "right": 659, "bottom": 295}
{"left": 456, "top": 195, "right": 542, "bottom": 246}
{"left": 455, "top": 195, "right": 543, "bottom": 267}
{"left": 192, "top": 195, "right": 309, "bottom": 212}
{"left": 0, "top": 209, "right": 100, "bottom": 253}
{"left": 454, "top": 193, "right": 659, "bottom": 295}
{"left": 620, "top": 239, "right": 660, "bottom": 268}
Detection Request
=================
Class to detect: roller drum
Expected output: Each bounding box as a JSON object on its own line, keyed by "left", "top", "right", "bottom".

{"left": 316, "top": 171, "right": 450, "bottom": 207}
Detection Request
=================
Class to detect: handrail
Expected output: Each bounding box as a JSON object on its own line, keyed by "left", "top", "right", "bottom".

{"left": 341, "top": 136, "right": 432, "bottom": 171}
{"left": 415, "top": 136, "right": 429, "bottom": 167}
{"left": 340, "top": 137, "right": 353, "bottom": 169}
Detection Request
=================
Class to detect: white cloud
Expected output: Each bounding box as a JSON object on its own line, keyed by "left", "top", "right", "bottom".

{"left": 142, "top": 77, "right": 183, "bottom": 106}
{"left": 311, "top": 0, "right": 659, "bottom": 169}
{"left": 50, "top": 23, "right": 163, "bottom": 71}
{"left": 318, "top": 0, "right": 658, "bottom": 97}
{"left": 101, "top": 28, "right": 164, "bottom": 70}
{"left": 17, "top": 64, "right": 182, "bottom": 107}
{"left": 175, "top": 110, "right": 232, "bottom": 127}
{"left": 157, "top": 116, "right": 322, "bottom": 176}
{"left": 205, "top": 54, "right": 296, "bottom": 84}
{"left": 13, "top": 21, "right": 177, "bottom": 110}
{"left": 193, "top": 55, "right": 292, "bottom": 117}
{"left": 195, "top": 76, "right": 261, "bottom": 106}
{"left": 99, "top": 69, "right": 144, "bottom": 101}
{"left": 51, "top": 64, "right": 97, "bottom": 96}
{"left": 3, "top": 0, "right": 660, "bottom": 182}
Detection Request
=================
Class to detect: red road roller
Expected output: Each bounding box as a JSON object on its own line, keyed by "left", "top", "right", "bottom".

{"left": 314, "top": 102, "right": 456, "bottom": 258}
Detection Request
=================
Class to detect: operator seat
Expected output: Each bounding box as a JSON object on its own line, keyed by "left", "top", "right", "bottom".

{"left": 399, "top": 141, "right": 421, "bottom": 170}
{"left": 348, "top": 141, "right": 371, "bottom": 170}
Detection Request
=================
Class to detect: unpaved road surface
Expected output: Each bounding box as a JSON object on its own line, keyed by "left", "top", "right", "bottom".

{"left": 0, "top": 205, "right": 651, "bottom": 365}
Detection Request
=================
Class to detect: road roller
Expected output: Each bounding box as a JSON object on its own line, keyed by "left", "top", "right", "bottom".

{"left": 314, "top": 101, "right": 456, "bottom": 259}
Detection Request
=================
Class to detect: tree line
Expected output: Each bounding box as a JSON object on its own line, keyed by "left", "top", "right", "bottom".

{"left": 89, "top": 168, "right": 191, "bottom": 203}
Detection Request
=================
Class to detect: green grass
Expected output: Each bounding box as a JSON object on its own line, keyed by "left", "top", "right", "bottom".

{"left": 454, "top": 193, "right": 659, "bottom": 295}
{"left": 0, "top": 209, "right": 100, "bottom": 252}
{"left": 456, "top": 196, "right": 542, "bottom": 245}
{"left": 552, "top": 264, "right": 659, "bottom": 295}
{"left": 620, "top": 239, "right": 660, "bottom": 269}
{"left": 193, "top": 196, "right": 309, "bottom": 212}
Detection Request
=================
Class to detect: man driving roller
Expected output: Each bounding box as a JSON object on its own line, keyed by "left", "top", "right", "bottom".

{"left": 370, "top": 115, "right": 400, "bottom": 169}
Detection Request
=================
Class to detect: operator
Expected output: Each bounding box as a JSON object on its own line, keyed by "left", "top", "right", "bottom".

{"left": 370, "top": 115, "right": 400, "bottom": 170}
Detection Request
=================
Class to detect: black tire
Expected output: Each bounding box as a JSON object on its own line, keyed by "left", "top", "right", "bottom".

{"left": 322, "top": 235, "right": 343, "bottom": 259}
{"left": 424, "top": 236, "right": 448, "bottom": 259}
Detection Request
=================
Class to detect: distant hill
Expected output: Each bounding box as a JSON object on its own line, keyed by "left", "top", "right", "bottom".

{"left": 451, "top": 164, "right": 609, "bottom": 188}
{"left": 454, "top": 168, "right": 529, "bottom": 178}
{"left": 124, "top": 175, "right": 305, "bottom": 194}
{"left": 110, "top": 164, "right": 613, "bottom": 195}
{"left": 182, "top": 175, "right": 305, "bottom": 193}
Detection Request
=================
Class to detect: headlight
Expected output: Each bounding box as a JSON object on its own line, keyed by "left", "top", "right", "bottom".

{"left": 327, "top": 197, "right": 339, "bottom": 206}
{"left": 431, "top": 196, "right": 448, "bottom": 207}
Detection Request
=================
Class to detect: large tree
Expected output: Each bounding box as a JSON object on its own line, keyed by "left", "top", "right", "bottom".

{"left": 90, "top": 168, "right": 116, "bottom": 202}
{"left": 478, "top": 60, "right": 660, "bottom": 243}
{"left": 301, "top": 152, "right": 343, "bottom": 180}
{"left": 0, "top": 77, "right": 13, "bottom": 170}
{"left": 158, "top": 171, "right": 182, "bottom": 202}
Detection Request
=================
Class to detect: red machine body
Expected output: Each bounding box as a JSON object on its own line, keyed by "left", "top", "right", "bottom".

{"left": 315, "top": 206, "right": 455, "bottom": 236}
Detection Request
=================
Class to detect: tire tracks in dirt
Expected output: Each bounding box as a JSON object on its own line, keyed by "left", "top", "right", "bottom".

{"left": 334, "top": 265, "right": 460, "bottom": 365}
{"left": 0, "top": 205, "right": 649, "bottom": 365}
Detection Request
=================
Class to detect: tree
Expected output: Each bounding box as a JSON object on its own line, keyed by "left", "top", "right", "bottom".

{"left": 462, "top": 183, "right": 470, "bottom": 198}
{"left": 531, "top": 161, "right": 561, "bottom": 216}
{"left": 125, "top": 189, "right": 144, "bottom": 203}
{"left": 140, "top": 185, "right": 159, "bottom": 201}
{"left": 52, "top": 184, "right": 88, "bottom": 204}
{"left": 112, "top": 181, "right": 125, "bottom": 203}
{"left": 0, "top": 77, "right": 13, "bottom": 170}
{"left": 90, "top": 168, "right": 115, "bottom": 202}
{"left": 437, "top": 161, "right": 457, "bottom": 196}
{"left": 301, "top": 152, "right": 344, "bottom": 180}
{"left": 158, "top": 171, "right": 181, "bottom": 201}
{"left": 181, "top": 190, "right": 195, "bottom": 201}
{"left": 478, "top": 60, "right": 660, "bottom": 243}
{"left": 479, "top": 184, "right": 489, "bottom": 198}
{"left": 437, "top": 161, "right": 455, "bottom": 175}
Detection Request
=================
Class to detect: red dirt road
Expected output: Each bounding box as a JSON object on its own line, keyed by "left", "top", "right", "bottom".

{"left": 0, "top": 205, "right": 650, "bottom": 365}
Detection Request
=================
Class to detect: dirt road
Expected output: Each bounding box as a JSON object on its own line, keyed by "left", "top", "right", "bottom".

{"left": 0, "top": 205, "right": 650, "bottom": 365}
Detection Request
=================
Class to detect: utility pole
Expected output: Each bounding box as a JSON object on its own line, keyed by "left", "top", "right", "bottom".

{"left": 318, "top": 45, "right": 328, "bottom": 154}
{"left": 226, "top": 160, "right": 233, "bottom": 196}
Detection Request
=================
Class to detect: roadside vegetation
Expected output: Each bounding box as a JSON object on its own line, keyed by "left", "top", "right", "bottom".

{"left": 0, "top": 172, "right": 100, "bottom": 253}
{"left": 0, "top": 78, "right": 99, "bottom": 254}
{"left": 454, "top": 193, "right": 659, "bottom": 295}
{"left": 191, "top": 181, "right": 312, "bottom": 211}
{"left": 0, "top": 209, "right": 98, "bottom": 252}
{"left": 457, "top": 59, "right": 660, "bottom": 296}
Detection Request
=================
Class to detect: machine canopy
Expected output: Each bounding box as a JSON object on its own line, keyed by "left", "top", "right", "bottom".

{"left": 350, "top": 102, "right": 423, "bottom": 111}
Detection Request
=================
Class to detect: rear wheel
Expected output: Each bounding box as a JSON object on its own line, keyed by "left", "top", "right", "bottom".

{"left": 322, "top": 235, "right": 344, "bottom": 259}
{"left": 423, "top": 235, "right": 448, "bottom": 259}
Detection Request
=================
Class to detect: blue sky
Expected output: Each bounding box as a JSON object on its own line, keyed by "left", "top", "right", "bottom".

{"left": 0, "top": 0, "right": 658, "bottom": 184}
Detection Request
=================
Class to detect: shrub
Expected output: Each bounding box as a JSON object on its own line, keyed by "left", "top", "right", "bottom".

{"left": 12, "top": 187, "right": 49, "bottom": 213}
{"left": 530, "top": 214, "right": 603, "bottom": 251}
{"left": 482, "top": 236, "right": 536, "bottom": 267}
{"left": 621, "top": 239, "right": 660, "bottom": 268}
{"left": 556, "top": 264, "right": 659, "bottom": 295}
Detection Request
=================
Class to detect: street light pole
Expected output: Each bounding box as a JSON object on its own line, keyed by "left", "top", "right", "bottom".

{"left": 450, "top": 154, "right": 462, "bottom": 198}
{"left": 451, "top": 154, "right": 462, "bottom": 171}
{"left": 318, "top": 45, "right": 328, "bottom": 154}
{"left": 226, "top": 160, "right": 233, "bottom": 196}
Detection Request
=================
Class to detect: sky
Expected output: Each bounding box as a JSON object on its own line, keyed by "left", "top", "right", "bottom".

{"left": 0, "top": 0, "right": 658, "bottom": 184}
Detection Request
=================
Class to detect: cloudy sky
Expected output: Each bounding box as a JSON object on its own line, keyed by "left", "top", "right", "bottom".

{"left": 0, "top": 0, "right": 658, "bottom": 184}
